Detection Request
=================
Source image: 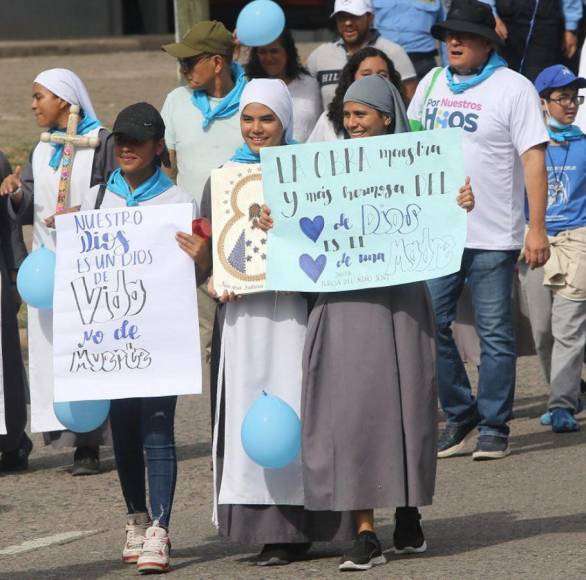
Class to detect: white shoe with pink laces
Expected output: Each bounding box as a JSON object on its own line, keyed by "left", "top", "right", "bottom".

{"left": 137, "top": 523, "right": 171, "bottom": 574}
{"left": 122, "top": 513, "right": 150, "bottom": 564}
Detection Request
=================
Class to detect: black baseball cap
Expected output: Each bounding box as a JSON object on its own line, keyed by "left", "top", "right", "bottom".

{"left": 112, "top": 102, "right": 165, "bottom": 142}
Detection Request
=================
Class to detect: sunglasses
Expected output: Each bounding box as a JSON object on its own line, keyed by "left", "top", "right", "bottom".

{"left": 178, "top": 54, "right": 211, "bottom": 72}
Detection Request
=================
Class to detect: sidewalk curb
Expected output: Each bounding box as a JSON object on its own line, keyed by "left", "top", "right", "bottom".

{"left": 0, "top": 34, "right": 174, "bottom": 59}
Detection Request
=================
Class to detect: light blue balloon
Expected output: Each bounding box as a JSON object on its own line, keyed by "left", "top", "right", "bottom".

{"left": 54, "top": 400, "right": 111, "bottom": 433}
{"left": 17, "top": 245, "right": 56, "bottom": 309}
{"left": 236, "top": 0, "right": 286, "bottom": 47}
{"left": 241, "top": 391, "right": 301, "bottom": 469}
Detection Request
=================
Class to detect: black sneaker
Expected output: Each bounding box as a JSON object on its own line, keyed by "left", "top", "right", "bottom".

{"left": 393, "top": 507, "right": 427, "bottom": 554}
{"left": 72, "top": 446, "right": 100, "bottom": 476}
{"left": 339, "top": 531, "right": 386, "bottom": 571}
{"left": 472, "top": 435, "right": 510, "bottom": 461}
{"left": 437, "top": 420, "right": 477, "bottom": 458}
{"left": 256, "top": 542, "right": 311, "bottom": 566}
{"left": 0, "top": 433, "right": 33, "bottom": 472}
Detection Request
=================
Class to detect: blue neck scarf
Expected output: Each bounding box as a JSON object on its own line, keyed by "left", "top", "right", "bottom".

{"left": 547, "top": 122, "right": 584, "bottom": 143}
{"left": 230, "top": 143, "right": 261, "bottom": 164}
{"left": 229, "top": 138, "right": 298, "bottom": 164}
{"left": 107, "top": 167, "right": 174, "bottom": 206}
{"left": 191, "top": 61, "right": 247, "bottom": 129}
{"left": 48, "top": 114, "right": 101, "bottom": 169}
{"left": 446, "top": 52, "right": 508, "bottom": 95}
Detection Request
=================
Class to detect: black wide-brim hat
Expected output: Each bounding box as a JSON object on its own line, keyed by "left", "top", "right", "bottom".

{"left": 431, "top": 0, "right": 505, "bottom": 47}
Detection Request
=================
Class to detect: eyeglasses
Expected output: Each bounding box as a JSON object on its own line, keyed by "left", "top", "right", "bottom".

{"left": 548, "top": 95, "right": 585, "bottom": 107}
{"left": 178, "top": 54, "right": 210, "bottom": 72}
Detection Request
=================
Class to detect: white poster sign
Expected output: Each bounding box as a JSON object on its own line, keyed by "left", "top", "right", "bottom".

{"left": 53, "top": 204, "right": 201, "bottom": 402}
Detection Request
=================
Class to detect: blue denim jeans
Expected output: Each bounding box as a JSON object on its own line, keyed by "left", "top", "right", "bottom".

{"left": 110, "top": 396, "right": 177, "bottom": 528}
{"left": 426, "top": 249, "right": 519, "bottom": 438}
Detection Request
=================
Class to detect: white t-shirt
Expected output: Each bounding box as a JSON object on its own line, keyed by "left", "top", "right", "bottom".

{"left": 408, "top": 67, "right": 548, "bottom": 250}
{"left": 306, "top": 111, "right": 343, "bottom": 143}
{"left": 161, "top": 86, "right": 242, "bottom": 210}
{"left": 82, "top": 183, "right": 195, "bottom": 214}
{"left": 288, "top": 73, "right": 323, "bottom": 143}
{"left": 306, "top": 33, "right": 417, "bottom": 109}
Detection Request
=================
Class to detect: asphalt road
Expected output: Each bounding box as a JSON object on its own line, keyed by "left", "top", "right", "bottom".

{"left": 1, "top": 356, "right": 585, "bottom": 579}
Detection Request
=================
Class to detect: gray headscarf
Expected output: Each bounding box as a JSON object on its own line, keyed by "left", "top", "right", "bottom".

{"left": 343, "top": 75, "right": 410, "bottom": 135}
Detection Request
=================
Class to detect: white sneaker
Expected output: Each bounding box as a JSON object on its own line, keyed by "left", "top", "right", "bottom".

{"left": 122, "top": 513, "right": 150, "bottom": 564}
{"left": 137, "top": 524, "right": 171, "bottom": 574}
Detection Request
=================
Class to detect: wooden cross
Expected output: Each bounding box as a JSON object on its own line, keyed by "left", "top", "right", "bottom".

{"left": 40, "top": 104, "right": 99, "bottom": 213}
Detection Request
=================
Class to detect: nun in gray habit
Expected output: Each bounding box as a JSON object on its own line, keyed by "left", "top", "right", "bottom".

{"left": 301, "top": 75, "right": 439, "bottom": 571}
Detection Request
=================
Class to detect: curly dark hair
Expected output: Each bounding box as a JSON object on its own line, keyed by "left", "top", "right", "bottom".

{"left": 246, "top": 28, "right": 309, "bottom": 81}
{"left": 327, "top": 47, "right": 403, "bottom": 135}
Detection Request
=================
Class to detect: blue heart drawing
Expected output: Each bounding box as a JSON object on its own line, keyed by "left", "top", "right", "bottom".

{"left": 299, "top": 254, "right": 327, "bottom": 283}
{"left": 299, "top": 216, "right": 325, "bottom": 243}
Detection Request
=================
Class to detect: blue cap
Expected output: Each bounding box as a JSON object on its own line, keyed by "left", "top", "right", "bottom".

{"left": 534, "top": 65, "right": 586, "bottom": 95}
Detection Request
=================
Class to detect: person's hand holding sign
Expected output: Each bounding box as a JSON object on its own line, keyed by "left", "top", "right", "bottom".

{"left": 258, "top": 204, "right": 273, "bottom": 231}
{"left": 457, "top": 177, "right": 474, "bottom": 212}
{"left": 207, "top": 276, "right": 240, "bottom": 303}
{"left": 176, "top": 231, "right": 210, "bottom": 266}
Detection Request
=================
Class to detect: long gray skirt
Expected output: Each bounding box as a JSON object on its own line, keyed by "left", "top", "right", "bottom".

{"left": 216, "top": 460, "right": 355, "bottom": 544}
{"left": 302, "top": 282, "right": 437, "bottom": 512}
{"left": 211, "top": 306, "right": 356, "bottom": 544}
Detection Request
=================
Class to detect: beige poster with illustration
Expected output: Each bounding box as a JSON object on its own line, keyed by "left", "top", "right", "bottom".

{"left": 211, "top": 163, "right": 268, "bottom": 295}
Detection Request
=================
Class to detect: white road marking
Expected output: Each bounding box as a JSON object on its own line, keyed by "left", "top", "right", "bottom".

{"left": 0, "top": 530, "right": 100, "bottom": 556}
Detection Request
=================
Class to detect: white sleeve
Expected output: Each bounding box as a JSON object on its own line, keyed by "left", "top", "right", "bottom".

{"left": 296, "top": 77, "right": 324, "bottom": 142}
{"left": 385, "top": 42, "right": 417, "bottom": 81}
{"left": 306, "top": 112, "right": 340, "bottom": 143}
{"left": 307, "top": 76, "right": 324, "bottom": 118}
{"left": 80, "top": 195, "right": 93, "bottom": 211}
{"left": 306, "top": 47, "right": 319, "bottom": 78}
{"left": 161, "top": 92, "right": 176, "bottom": 151}
{"left": 508, "top": 81, "right": 549, "bottom": 156}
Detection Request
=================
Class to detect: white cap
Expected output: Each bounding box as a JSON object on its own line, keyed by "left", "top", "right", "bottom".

{"left": 330, "top": 0, "right": 373, "bottom": 18}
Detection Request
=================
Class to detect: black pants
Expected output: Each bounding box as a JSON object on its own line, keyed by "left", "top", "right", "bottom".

{"left": 110, "top": 396, "right": 178, "bottom": 528}
{"left": 0, "top": 267, "right": 27, "bottom": 453}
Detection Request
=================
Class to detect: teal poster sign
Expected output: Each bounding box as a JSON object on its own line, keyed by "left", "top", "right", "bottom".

{"left": 261, "top": 127, "right": 467, "bottom": 292}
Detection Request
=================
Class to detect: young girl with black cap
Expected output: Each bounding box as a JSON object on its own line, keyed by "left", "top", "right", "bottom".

{"left": 83, "top": 102, "right": 210, "bottom": 575}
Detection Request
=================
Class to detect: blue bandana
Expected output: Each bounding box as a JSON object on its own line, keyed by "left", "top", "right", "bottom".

{"left": 48, "top": 114, "right": 101, "bottom": 169}
{"left": 230, "top": 143, "right": 261, "bottom": 164}
{"left": 107, "top": 167, "right": 174, "bottom": 206}
{"left": 191, "top": 61, "right": 247, "bottom": 129}
{"left": 446, "top": 52, "right": 508, "bottom": 95}
{"left": 547, "top": 122, "right": 584, "bottom": 143}
{"left": 229, "top": 138, "right": 298, "bottom": 164}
